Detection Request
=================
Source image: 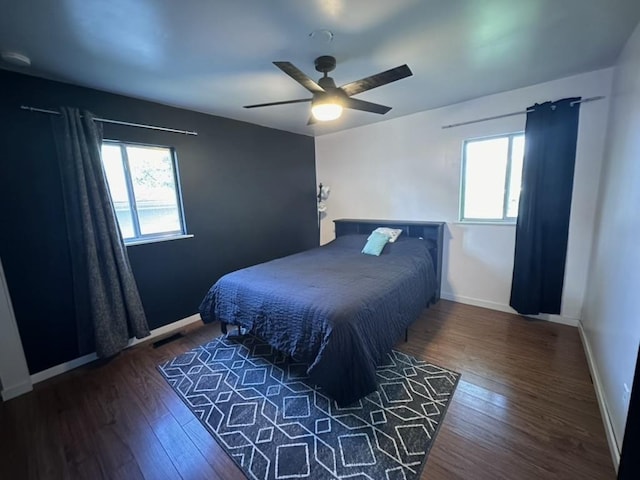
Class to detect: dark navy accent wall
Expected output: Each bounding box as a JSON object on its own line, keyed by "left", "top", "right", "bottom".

{"left": 0, "top": 70, "right": 317, "bottom": 374}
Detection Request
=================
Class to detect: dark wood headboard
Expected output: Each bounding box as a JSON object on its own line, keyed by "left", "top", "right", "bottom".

{"left": 333, "top": 219, "right": 445, "bottom": 302}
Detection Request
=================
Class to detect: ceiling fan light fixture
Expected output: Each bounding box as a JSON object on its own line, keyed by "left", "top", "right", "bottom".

{"left": 311, "top": 95, "right": 343, "bottom": 121}
{"left": 311, "top": 103, "right": 342, "bottom": 121}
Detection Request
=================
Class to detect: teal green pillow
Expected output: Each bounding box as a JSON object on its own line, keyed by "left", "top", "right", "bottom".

{"left": 362, "top": 231, "right": 389, "bottom": 256}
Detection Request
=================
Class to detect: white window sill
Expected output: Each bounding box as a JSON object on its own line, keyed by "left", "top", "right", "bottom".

{"left": 454, "top": 221, "right": 516, "bottom": 226}
{"left": 125, "top": 234, "right": 194, "bottom": 247}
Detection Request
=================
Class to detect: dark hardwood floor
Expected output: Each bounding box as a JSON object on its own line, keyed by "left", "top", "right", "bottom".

{"left": 0, "top": 300, "right": 616, "bottom": 479}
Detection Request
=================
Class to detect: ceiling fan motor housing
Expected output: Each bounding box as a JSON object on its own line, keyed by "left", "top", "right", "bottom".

{"left": 318, "top": 76, "right": 337, "bottom": 90}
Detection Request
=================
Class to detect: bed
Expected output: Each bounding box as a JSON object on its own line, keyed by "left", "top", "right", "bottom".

{"left": 199, "top": 219, "right": 445, "bottom": 405}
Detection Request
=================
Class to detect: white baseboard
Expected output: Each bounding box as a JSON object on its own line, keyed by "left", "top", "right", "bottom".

{"left": 1, "top": 379, "right": 33, "bottom": 402}
{"left": 30, "top": 352, "right": 99, "bottom": 385}
{"left": 440, "top": 292, "right": 579, "bottom": 327}
{"left": 529, "top": 311, "right": 580, "bottom": 327}
{"left": 578, "top": 321, "right": 621, "bottom": 472}
{"left": 126, "top": 313, "right": 202, "bottom": 349}
{"left": 441, "top": 292, "right": 513, "bottom": 314}
{"left": 30, "top": 314, "right": 202, "bottom": 385}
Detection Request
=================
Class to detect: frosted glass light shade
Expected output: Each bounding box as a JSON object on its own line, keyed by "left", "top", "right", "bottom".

{"left": 311, "top": 103, "right": 343, "bottom": 121}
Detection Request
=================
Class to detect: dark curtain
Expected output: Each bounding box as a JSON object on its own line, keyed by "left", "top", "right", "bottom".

{"left": 510, "top": 98, "right": 580, "bottom": 315}
{"left": 618, "top": 346, "right": 640, "bottom": 479}
{"left": 54, "top": 107, "right": 150, "bottom": 357}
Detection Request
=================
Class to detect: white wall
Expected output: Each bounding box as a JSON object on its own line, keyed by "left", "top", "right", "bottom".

{"left": 316, "top": 68, "right": 613, "bottom": 324}
{"left": 0, "top": 258, "right": 32, "bottom": 401}
{"left": 582, "top": 21, "right": 640, "bottom": 452}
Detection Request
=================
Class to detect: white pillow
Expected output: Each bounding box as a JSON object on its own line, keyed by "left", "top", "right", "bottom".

{"left": 368, "top": 227, "right": 403, "bottom": 243}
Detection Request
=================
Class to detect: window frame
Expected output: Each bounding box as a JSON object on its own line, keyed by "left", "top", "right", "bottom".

{"left": 459, "top": 131, "right": 524, "bottom": 224}
{"left": 101, "top": 140, "right": 188, "bottom": 244}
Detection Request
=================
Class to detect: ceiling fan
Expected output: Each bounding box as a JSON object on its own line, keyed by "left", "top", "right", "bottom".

{"left": 243, "top": 55, "right": 413, "bottom": 124}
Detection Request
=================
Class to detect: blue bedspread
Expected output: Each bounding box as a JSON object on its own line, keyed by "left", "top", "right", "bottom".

{"left": 199, "top": 234, "right": 437, "bottom": 405}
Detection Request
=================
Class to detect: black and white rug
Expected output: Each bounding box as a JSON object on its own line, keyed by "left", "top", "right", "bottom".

{"left": 158, "top": 334, "right": 459, "bottom": 480}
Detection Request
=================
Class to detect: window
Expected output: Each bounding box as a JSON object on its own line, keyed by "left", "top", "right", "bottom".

{"left": 101, "top": 141, "right": 187, "bottom": 243}
{"left": 460, "top": 133, "right": 525, "bottom": 223}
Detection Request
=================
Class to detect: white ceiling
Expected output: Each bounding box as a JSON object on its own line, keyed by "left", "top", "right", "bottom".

{"left": 1, "top": 0, "right": 639, "bottom": 136}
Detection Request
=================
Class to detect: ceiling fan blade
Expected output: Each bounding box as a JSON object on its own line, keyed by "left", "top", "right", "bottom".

{"left": 244, "top": 98, "right": 311, "bottom": 109}
{"left": 343, "top": 97, "right": 392, "bottom": 115}
{"left": 273, "top": 62, "right": 325, "bottom": 93}
{"left": 340, "top": 64, "right": 413, "bottom": 97}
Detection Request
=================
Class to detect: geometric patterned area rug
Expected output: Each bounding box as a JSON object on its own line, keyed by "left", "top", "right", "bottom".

{"left": 158, "top": 333, "right": 460, "bottom": 480}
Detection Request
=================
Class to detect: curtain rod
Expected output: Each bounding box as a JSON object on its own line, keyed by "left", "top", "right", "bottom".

{"left": 19, "top": 105, "right": 198, "bottom": 136}
{"left": 441, "top": 95, "right": 605, "bottom": 130}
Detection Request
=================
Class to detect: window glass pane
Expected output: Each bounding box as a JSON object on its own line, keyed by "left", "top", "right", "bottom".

{"left": 126, "top": 146, "right": 182, "bottom": 235}
{"left": 101, "top": 144, "right": 135, "bottom": 238}
{"left": 506, "top": 135, "right": 525, "bottom": 218}
{"left": 463, "top": 137, "right": 509, "bottom": 219}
